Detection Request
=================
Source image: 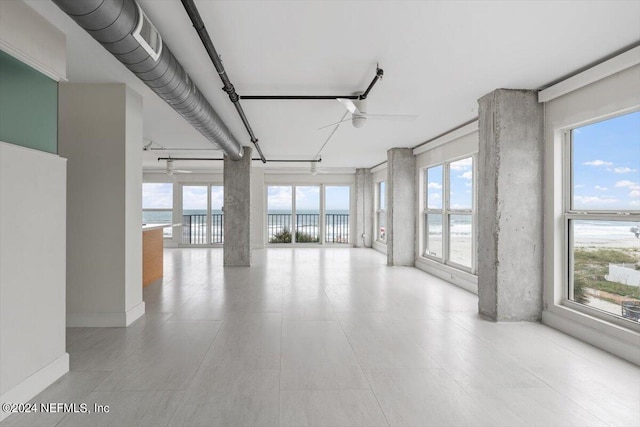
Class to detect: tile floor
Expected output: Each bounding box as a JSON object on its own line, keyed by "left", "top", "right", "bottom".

{"left": 2, "top": 248, "right": 639, "bottom": 427}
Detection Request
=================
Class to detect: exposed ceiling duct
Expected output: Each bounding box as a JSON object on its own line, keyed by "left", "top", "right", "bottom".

{"left": 52, "top": 0, "right": 244, "bottom": 161}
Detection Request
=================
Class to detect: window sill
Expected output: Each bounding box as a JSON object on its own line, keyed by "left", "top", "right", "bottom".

{"left": 542, "top": 303, "right": 640, "bottom": 365}
{"left": 415, "top": 257, "right": 477, "bottom": 294}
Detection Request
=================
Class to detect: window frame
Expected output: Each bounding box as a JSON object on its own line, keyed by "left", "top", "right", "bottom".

{"left": 562, "top": 119, "right": 640, "bottom": 331}
{"left": 422, "top": 155, "right": 476, "bottom": 274}
{"left": 375, "top": 180, "right": 387, "bottom": 243}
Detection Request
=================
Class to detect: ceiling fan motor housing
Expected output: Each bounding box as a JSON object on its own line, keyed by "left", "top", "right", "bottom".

{"left": 352, "top": 99, "right": 367, "bottom": 128}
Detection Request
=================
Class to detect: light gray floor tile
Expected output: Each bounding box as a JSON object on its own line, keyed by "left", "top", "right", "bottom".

{"left": 95, "top": 321, "right": 221, "bottom": 391}
{"left": 168, "top": 368, "right": 280, "bottom": 427}
{"left": 55, "top": 391, "right": 183, "bottom": 427}
{"left": 365, "top": 369, "right": 502, "bottom": 427}
{"left": 200, "top": 312, "right": 282, "bottom": 370}
{"left": 280, "top": 320, "right": 368, "bottom": 390}
{"left": 1, "top": 371, "right": 109, "bottom": 427}
{"left": 5, "top": 248, "right": 638, "bottom": 427}
{"left": 280, "top": 389, "right": 388, "bottom": 427}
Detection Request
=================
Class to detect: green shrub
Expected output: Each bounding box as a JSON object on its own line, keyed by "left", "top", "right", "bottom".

{"left": 573, "top": 248, "right": 640, "bottom": 303}
{"left": 269, "top": 229, "right": 319, "bottom": 243}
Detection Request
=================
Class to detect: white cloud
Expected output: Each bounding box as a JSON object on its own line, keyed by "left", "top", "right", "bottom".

{"left": 461, "top": 171, "right": 473, "bottom": 180}
{"left": 630, "top": 190, "right": 640, "bottom": 198}
{"left": 267, "top": 186, "right": 293, "bottom": 210}
{"left": 630, "top": 200, "right": 640, "bottom": 207}
{"left": 594, "top": 186, "right": 608, "bottom": 191}
{"left": 430, "top": 193, "right": 441, "bottom": 200}
{"left": 428, "top": 182, "right": 442, "bottom": 189}
{"left": 615, "top": 180, "right": 640, "bottom": 191}
{"left": 614, "top": 167, "right": 638, "bottom": 174}
{"left": 574, "top": 195, "right": 619, "bottom": 205}
{"left": 583, "top": 160, "right": 613, "bottom": 167}
{"left": 574, "top": 184, "right": 585, "bottom": 189}
{"left": 450, "top": 158, "right": 472, "bottom": 170}
{"left": 142, "top": 183, "right": 173, "bottom": 209}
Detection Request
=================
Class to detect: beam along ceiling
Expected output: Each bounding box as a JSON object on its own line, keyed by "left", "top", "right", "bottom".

{"left": 25, "top": 0, "right": 640, "bottom": 172}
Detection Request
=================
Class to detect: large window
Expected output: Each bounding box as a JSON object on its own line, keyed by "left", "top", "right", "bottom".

{"left": 376, "top": 181, "right": 386, "bottom": 242}
{"left": 142, "top": 183, "right": 173, "bottom": 238}
{"left": 423, "top": 157, "right": 475, "bottom": 271}
{"left": 267, "top": 185, "right": 350, "bottom": 244}
{"left": 566, "top": 110, "right": 640, "bottom": 323}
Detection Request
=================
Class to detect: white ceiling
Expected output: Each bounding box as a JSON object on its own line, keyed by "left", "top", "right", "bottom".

{"left": 25, "top": 0, "right": 640, "bottom": 172}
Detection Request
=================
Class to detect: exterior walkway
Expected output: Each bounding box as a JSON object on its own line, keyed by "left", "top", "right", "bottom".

{"left": 2, "top": 248, "right": 639, "bottom": 426}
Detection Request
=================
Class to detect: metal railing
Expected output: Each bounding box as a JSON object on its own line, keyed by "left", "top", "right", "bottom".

{"left": 325, "top": 214, "right": 349, "bottom": 244}
{"left": 267, "top": 214, "right": 293, "bottom": 243}
{"left": 267, "top": 213, "right": 349, "bottom": 244}
{"left": 182, "top": 214, "right": 223, "bottom": 245}
{"left": 296, "top": 214, "right": 320, "bottom": 243}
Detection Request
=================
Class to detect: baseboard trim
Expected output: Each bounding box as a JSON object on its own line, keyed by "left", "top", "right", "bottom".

{"left": 0, "top": 353, "right": 69, "bottom": 422}
{"left": 415, "top": 258, "right": 478, "bottom": 295}
{"left": 125, "top": 301, "right": 145, "bottom": 326}
{"left": 67, "top": 302, "right": 145, "bottom": 327}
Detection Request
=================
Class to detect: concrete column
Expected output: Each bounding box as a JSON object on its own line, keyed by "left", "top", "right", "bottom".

{"left": 477, "top": 89, "right": 543, "bottom": 321}
{"left": 386, "top": 148, "right": 415, "bottom": 266}
{"left": 224, "top": 146, "right": 252, "bottom": 266}
{"left": 355, "top": 168, "right": 373, "bottom": 248}
{"left": 59, "top": 83, "right": 144, "bottom": 327}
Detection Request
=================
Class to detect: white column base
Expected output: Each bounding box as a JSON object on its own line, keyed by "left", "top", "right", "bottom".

{"left": 0, "top": 353, "right": 69, "bottom": 422}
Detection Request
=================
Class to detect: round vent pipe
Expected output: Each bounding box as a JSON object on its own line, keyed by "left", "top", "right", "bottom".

{"left": 52, "top": 0, "right": 244, "bottom": 160}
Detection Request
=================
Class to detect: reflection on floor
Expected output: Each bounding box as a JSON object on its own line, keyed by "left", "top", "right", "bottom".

{"left": 2, "top": 248, "right": 639, "bottom": 427}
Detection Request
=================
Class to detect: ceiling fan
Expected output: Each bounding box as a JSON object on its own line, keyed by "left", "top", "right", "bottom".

{"left": 318, "top": 96, "right": 418, "bottom": 130}
{"left": 165, "top": 158, "right": 191, "bottom": 176}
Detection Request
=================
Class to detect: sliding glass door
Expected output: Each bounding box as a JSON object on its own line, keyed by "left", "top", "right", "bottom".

{"left": 181, "top": 184, "right": 224, "bottom": 245}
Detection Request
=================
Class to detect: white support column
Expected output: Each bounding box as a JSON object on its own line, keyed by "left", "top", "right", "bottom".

{"left": 59, "top": 83, "right": 145, "bottom": 327}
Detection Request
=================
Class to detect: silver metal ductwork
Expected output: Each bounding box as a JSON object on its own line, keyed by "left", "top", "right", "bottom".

{"left": 52, "top": 0, "right": 244, "bottom": 160}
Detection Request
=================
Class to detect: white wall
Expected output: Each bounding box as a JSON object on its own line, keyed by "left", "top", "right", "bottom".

{"left": 60, "top": 83, "right": 144, "bottom": 327}
{"left": 0, "top": 0, "right": 66, "bottom": 81}
{"left": 543, "top": 62, "right": 640, "bottom": 364}
{"left": 0, "top": 1, "right": 68, "bottom": 420}
{"left": 0, "top": 142, "right": 68, "bottom": 421}
{"left": 124, "top": 86, "right": 143, "bottom": 313}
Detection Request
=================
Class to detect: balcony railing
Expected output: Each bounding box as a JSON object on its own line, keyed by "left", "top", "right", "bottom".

{"left": 182, "top": 214, "right": 224, "bottom": 245}
{"left": 325, "top": 213, "right": 350, "bottom": 244}
{"left": 267, "top": 213, "right": 349, "bottom": 244}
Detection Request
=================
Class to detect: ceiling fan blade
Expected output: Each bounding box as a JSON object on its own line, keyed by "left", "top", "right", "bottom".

{"left": 337, "top": 98, "right": 360, "bottom": 115}
{"left": 318, "top": 117, "right": 351, "bottom": 130}
{"left": 366, "top": 114, "right": 418, "bottom": 121}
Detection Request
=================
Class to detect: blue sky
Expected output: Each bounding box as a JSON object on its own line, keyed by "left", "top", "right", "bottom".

{"left": 427, "top": 157, "right": 473, "bottom": 210}
{"left": 573, "top": 110, "right": 640, "bottom": 210}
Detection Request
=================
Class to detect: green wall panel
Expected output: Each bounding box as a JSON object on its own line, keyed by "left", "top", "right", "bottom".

{"left": 0, "top": 49, "right": 58, "bottom": 154}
